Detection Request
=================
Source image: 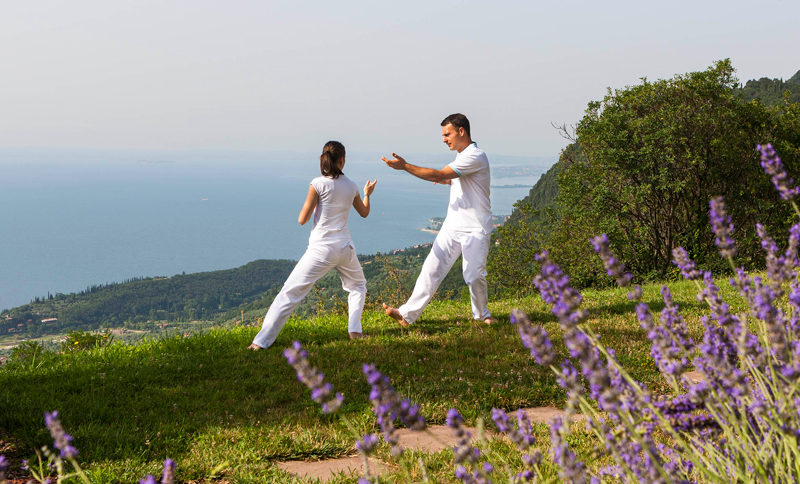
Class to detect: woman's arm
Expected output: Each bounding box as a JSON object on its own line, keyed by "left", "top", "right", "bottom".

{"left": 353, "top": 179, "right": 377, "bottom": 218}
{"left": 298, "top": 184, "right": 319, "bottom": 225}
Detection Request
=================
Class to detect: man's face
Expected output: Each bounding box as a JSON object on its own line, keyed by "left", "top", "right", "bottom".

{"left": 441, "top": 123, "right": 468, "bottom": 151}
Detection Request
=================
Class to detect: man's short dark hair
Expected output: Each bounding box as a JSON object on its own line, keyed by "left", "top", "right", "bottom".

{"left": 441, "top": 113, "right": 470, "bottom": 138}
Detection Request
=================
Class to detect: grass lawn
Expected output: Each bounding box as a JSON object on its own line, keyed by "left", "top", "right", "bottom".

{"left": 0, "top": 277, "right": 745, "bottom": 482}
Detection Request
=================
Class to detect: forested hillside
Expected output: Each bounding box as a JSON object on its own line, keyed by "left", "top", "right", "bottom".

{"left": 1, "top": 260, "right": 295, "bottom": 336}
{"left": 739, "top": 69, "right": 800, "bottom": 105}
{"left": 1, "top": 244, "right": 468, "bottom": 338}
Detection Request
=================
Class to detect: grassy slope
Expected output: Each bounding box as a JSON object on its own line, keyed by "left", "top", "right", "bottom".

{"left": 0, "top": 277, "right": 745, "bottom": 483}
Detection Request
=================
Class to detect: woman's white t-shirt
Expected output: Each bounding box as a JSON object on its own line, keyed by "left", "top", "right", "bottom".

{"left": 308, "top": 174, "right": 359, "bottom": 246}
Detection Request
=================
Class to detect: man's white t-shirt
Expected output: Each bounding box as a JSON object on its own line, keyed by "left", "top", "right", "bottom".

{"left": 442, "top": 142, "right": 492, "bottom": 234}
{"left": 308, "top": 174, "right": 359, "bottom": 246}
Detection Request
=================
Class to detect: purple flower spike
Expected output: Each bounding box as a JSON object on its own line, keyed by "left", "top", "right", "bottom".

{"left": 757, "top": 223, "right": 798, "bottom": 290}
{"left": 591, "top": 234, "right": 633, "bottom": 286}
{"left": 672, "top": 247, "right": 701, "bottom": 280}
{"left": 161, "top": 458, "right": 176, "bottom": 484}
{"left": 759, "top": 143, "right": 800, "bottom": 201}
{"left": 355, "top": 434, "right": 379, "bottom": 455}
{"left": 283, "top": 341, "right": 343, "bottom": 414}
{"left": 709, "top": 197, "right": 736, "bottom": 258}
{"left": 139, "top": 476, "right": 157, "bottom": 484}
{"left": 510, "top": 309, "right": 555, "bottom": 365}
{"left": 362, "top": 363, "right": 426, "bottom": 456}
{"left": 0, "top": 454, "right": 7, "bottom": 482}
{"left": 44, "top": 411, "right": 78, "bottom": 459}
{"left": 447, "top": 409, "right": 478, "bottom": 465}
{"left": 550, "top": 418, "right": 590, "bottom": 483}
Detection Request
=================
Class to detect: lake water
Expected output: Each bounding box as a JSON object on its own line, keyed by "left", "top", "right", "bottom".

{"left": 0, "top": 148, "right": 553, "bottom": 311}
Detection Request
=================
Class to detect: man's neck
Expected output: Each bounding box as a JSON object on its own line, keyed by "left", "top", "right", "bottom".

{"left": 456, "top": 139, "right": 474, "bottom": 153}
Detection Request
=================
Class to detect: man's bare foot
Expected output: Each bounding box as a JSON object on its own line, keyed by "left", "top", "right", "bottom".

{"left": 382, "top": 303, "right": 409, "bottom": 327}
{"left": 349, "top": 332, "right": 365, "bottom": 339}
{"left": 483, "top": 317, "right": 498, "bottom": 325}
{"left": 247, "top": 343, "right": 263, "bottom": 351}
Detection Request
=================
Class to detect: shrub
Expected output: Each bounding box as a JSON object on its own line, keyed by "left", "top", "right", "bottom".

{"left": 59, "top": 330, "right": 112, "bottom": 352}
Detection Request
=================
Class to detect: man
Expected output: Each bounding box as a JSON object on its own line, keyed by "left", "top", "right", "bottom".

{"left": 381, "top": 113, "right": 497, "bottom": 326}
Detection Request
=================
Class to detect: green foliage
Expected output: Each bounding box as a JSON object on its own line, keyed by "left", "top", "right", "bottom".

{"left": 488, "top": 143, "right": 585, "bottom": 292}
{"left": 2, "top": 260, "right": 297, "bottom": 336}
{"left": 492, "top": 60, "right": 800, "bottom": 291}
{"left": 738, "top": 69, "right": 800, "bottom": 106}
{"left": 60, "top": 330, "right": 112, "bottom": 352}
{"left": 9, "top": 340, "right": 46, "bottom": 362}
{"left": 562, "top": 59, "right": 800, "bottom": 282}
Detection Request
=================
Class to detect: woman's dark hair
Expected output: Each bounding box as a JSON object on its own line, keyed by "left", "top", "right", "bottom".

{"left": 320, "top": 140, "right": 345, "bottom": 178}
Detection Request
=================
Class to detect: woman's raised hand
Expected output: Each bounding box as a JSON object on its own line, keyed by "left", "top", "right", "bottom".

{"left": 364, "top": 179, "right": 377, "bottom": 196}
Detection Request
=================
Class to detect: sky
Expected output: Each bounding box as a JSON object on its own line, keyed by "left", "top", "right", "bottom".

{"left": 1, "top": 0, "right": 799, "bottom": 159}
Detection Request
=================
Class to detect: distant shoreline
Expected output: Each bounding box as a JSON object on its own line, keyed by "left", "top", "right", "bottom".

{"left": 491, "top": 184, "right": 530, "bottom": 189}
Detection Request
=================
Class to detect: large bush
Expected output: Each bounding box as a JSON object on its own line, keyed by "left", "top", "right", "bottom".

{"left": 492, "top": 60, "right": 800, "bottom": 291}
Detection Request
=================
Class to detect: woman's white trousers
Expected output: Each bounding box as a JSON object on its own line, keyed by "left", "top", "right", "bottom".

{"left": 252, "top": 241, "right": 366, "bottom": 349}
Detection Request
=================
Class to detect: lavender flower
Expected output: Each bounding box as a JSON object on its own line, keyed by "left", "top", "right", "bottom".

{"left": 0, "top": 454, "right": 7, "bottom": 482}
{"left": 448, "top": 409, "right": 493, "bottom": 484}
{"left": 549, "top": 418, "right": 590, "bottom": 483}
{"left": 557, "top": 359, "right": 582, "bottom": 409}
{"left": 534, "top": 251, "right": 587, "bottom": 327}
{"left": 591, "top": 234, "right": 633, "bottom": 286}
{"left": 742, "top": 276, "right": 791, "bottom": 362}
{"left": 161, "top": 458, "right": 176, "bottom": 484}
{"left": 695, "top": 320, "right": 748, "bottom": 399}
{"left": 709, "top": 196, "right": 737, "bottom": 258}
{"left": 283, "top": 341, "right": 344, "bottom": 414}
{"left": 637, "top": 288, "right": 691, "bottom": 377}
{"left": 672, "top": 247, "right": 701, "bottom": 280}
{"left": 447, "top": 409, "right": 479, "bottom": 465}
{"left": 44, "top": 411, "right": 78, "bottom": 459}
{"left": 759, "top": 143, "right": 800, "bottom": 201}
{"left": 510, "top": 309, "right": 555, "bottom": 365}
{"left": 490, "top": 408, "right": 535, "bottom": 451}
{"left": 362, "top": 363, "right": 425, "bottom": 456}
{"left": 355, "top": 434, "right": 379, "bottom": 455}
{"left": 757, "top": 222, "right": 799, "bottom": 290}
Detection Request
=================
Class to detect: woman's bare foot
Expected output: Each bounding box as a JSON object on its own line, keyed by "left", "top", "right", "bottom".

{"left": 483, "top": 317, "right": 498, "bottom": 325}
{"left": 382, "top": 303, "right": 409, "bottom": 327}
{"left": 247, "top": 343, "right": 263, "bottom": 351}
{"left": 349, "top": 332, "right": 365, "bottom": 339}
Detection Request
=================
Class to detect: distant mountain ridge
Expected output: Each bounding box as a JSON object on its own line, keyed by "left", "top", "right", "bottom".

{"left": 738, "top": 69, "right": 800, "bottom": 105}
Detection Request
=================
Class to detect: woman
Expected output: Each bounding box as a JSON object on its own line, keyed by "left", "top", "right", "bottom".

{"left": 248, "top": 141, "right": 377, "bottom": 350}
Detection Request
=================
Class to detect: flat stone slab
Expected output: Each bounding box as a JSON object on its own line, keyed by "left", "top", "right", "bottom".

{"left": 518, "top": 406, "right": 586, "bottom": 424}
{"left": 395, "top": 424, "right": 477, "bottom": 453}
{"left": 683, "top": 371, "right": 705, "bottom": 383}
{"left": 277, "top": 456, "right": 388, "bottom": 482}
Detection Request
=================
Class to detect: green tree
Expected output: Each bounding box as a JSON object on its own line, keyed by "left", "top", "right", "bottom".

{"left": 552, "top": 60, "right": 800, "bottom": 282}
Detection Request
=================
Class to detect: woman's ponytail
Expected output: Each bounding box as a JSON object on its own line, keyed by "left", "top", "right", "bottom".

{"left": 320, "top": 141, "right": 345, "bottom": 178}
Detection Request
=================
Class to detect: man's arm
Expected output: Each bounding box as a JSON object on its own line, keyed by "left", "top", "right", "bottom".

{"left": 381, "top": 153, "right": 459, "bottom": 183}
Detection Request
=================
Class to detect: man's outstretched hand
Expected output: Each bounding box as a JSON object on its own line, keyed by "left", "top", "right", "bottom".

{"left": 381, "top": 153, "right": 407, "bottom": 171}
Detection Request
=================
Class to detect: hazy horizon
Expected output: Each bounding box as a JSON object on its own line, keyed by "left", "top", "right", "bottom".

{"left": 2, "top": 1, "right": 798, "bottom": 158}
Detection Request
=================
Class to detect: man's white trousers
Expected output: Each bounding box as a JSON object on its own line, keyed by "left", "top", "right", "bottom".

{"left": 252, "top": 241, "right": 366, "bottom": 349}
{"left": 399, "top": 228, "right": 491, "bottom": 324}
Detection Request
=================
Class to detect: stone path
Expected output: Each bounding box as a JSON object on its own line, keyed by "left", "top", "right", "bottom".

{"left": 682, "top": 370, "right": 706, "bottom": 383}
{"left": 277, "top": 456, "right": 388, "bottom": 482}
{"left": 276, "top": 407, "right": 580, "bottom": 482}
{"left": 278, "top": 372, "right": 707, "bottom": 481}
